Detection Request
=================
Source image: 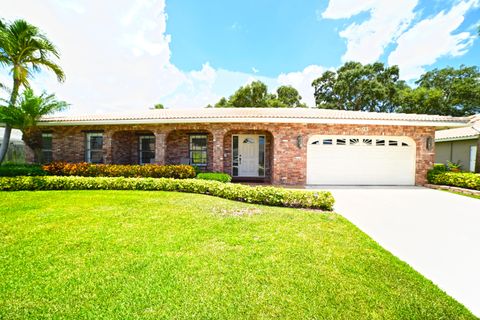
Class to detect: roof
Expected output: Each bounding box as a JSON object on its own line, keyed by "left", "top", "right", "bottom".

{"left": 38, "top": 108, "right": 471, "bottom": 127}
{"left": 435, "top": 120, "right": 480, "bottom": 141}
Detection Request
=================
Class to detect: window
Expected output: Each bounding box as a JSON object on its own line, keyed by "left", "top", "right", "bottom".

{"left": 258, "top": 135, "right": 265, "bottom": 176}
{"left": 85, "top": 132, "right": 103, "bottom": 163}
{"left": 322, "top": 139, "right": 333, "bottom": 145}
{"left": 189, "top": 134, "right": 207, "bottom": 166}
{"left": 41, "top": 133, "right": 53, "bottom": 163}
{"left": 232, "top": 136, "right": 239, "bottom": 176}
{"left": 139, "top": 135, "right": 155, "bottom": 164}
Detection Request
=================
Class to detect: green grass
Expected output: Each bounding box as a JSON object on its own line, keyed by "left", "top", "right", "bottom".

{"left": 443, "top": 190, "right": 480, "bottom": 200}
{"left": 0, "top": 191, "right": 475, "bottom": 319}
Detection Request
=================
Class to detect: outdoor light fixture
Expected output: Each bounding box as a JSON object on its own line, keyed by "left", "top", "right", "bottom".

{"left": 297, "top": 135, "right": 303, "bottom": 149}
{"left": 426, "top": 136, "right": 433, "bottom": 151}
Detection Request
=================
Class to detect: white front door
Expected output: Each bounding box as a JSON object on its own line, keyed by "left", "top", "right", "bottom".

{"left": 470, "top": 146, "right": 477, "bottom": 172}
{"left": 238, "top": 135, "right": 259, "bottom": 177}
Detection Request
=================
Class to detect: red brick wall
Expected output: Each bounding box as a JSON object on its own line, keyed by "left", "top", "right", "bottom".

{"left": 166, "top": 130, "right": 214, "bottom": 172}
{"left": 38, "top": 122, "right": 435, "bottom": 185}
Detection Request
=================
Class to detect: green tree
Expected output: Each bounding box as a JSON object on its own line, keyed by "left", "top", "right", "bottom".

{"left": 0, "top": 19, "right": 65, "bottom": 163}
{"left": 400, "top": 65, "right": 480, "bottom": 116}
{"left": 210, "top": 81, "right": 307, "bottom": 108}
{"left": 153, "top": 103, "right": 164, "bottom": 109}
{"left": 312, "top": 61, "right": 404, "bottom": 112}
{"left": 0, "top": 88, "right": 68, "bottom": 163}
{"left": 275, "top": 85, "right": 307, "bottom": 108}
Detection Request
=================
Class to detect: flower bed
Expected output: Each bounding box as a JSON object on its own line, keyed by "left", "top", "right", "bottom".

{"left": 42, "top": 162, "right": 195, "bottom": 179}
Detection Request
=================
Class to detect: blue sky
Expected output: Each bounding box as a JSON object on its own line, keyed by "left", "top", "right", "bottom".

{"left": 1, "top": 0, "right": 479, "bottom": 115}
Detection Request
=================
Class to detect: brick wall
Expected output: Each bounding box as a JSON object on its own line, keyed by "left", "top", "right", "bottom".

{"left": 38, "top": 122, "right": 435, "bottom": 185}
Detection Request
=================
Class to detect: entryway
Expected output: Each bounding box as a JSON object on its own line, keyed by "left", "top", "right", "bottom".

{"left": 232, "top": 134, "right": 265, "bottom": 178}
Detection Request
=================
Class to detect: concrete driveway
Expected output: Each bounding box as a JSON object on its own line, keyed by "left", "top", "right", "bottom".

{"left": 317, "top": 186, "right": 480, "bottom": 316}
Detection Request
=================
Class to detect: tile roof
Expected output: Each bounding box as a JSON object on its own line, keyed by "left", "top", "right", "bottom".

{"left": 435, "top": 121, "right": 480, "bottom": 141}
{"left": 39, "top": 108, "right": 471, "bottom": 126}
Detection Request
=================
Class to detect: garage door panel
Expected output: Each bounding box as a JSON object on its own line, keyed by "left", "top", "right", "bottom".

{"left": 307, "top": 136, "right": 415, "bottom": 185}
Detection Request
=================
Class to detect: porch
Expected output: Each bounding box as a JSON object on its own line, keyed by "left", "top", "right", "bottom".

{"left": 105, "top": 129, "right": 274, "bottom": 182}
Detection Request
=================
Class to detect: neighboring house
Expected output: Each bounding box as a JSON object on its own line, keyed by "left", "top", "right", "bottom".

{"left": 33, "top": 108, "right": 469, "bottom": 186}
{"left": 0, "top": 128, "right": 25, "bottom": 163}
{"left": 435, "top": 120, "right": 480, "bottom": 172}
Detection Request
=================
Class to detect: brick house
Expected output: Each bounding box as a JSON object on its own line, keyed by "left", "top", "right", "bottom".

{"left": 34, "top": 108, "right": 469, "bottom": 186}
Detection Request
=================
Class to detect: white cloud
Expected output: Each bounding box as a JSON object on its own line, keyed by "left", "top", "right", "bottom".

{"left": 277, "top": 65, "right": 327, "bottom": 107}
{"left": 0, "top": 0, "right": 325, "bottom": 114}
{"left": 322, "top": 0, "right": 418, "bottom": 63}
{"left": 388, "top": 0, "right": 478, "bottom": 79}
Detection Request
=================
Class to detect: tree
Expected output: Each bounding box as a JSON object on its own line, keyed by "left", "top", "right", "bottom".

{"left": 210, "top": 81, "right": 307, "bottom": 108}
{"left": 282, "top": 86, "right": 307, "bottom": 108}
{"left": 400, "top": 65, "right": 480, "bottom": 116}
{"left": 312, "top": 61, "right": 404, "bottom": 112}
{"left": 153, "top": 103, "right": 164, "bottom": 109}
{"left": 0, "top": 19, "right": 65, "bottom": 163}
{"left": 0, "top": 89, "right": 68, "bottom": 163}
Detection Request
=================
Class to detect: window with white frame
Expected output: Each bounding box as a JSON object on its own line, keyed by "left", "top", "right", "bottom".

{"left": 85, "top": 132, "right": 104, "bottom": 163}
{"left": 139, "top": 135, "right": 155, "bottom": 164}
{"left": 41, "top": 133, "right": 53, "bottom": 163}
{"left": 189, "top": 134, "right": 207, "bottom": 166}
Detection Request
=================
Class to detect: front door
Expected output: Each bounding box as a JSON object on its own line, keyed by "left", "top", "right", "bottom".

{"left": 237, "top": 135, "right": 260, "bottom": 177}
{"left": 232, "top": 134, "right": 265, "bottom": 177}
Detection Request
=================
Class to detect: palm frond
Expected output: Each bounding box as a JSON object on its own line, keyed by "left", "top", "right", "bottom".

{"left": 0, "top": 19, "right": 65, "bottom": 84}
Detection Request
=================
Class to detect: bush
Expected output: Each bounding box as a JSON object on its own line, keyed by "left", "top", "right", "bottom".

{"left": 197, "top": 172, "right": 232, "bottom": 183}
{"left": 42, "top": 162, "right": 196, "bottom": 179}
{"left": 0, "top": 176, "right": 335, "bottom": 210}
{"left": 427, "top": 163, "right": 447, "bottom": 182}
{"left": 0, "top": 164, "right": 48, "bottom": 177}
{"left": 427, "top": 171, "right": 480, "bottom": 191}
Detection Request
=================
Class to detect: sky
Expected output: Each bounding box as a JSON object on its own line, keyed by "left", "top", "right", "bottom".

{"left": 0, "top": 0, "right": 479, "bottom": 115}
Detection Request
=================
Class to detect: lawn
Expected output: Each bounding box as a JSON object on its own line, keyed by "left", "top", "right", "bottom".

{"left": 0, "top": 191, "right": 475, "bottom": 319}
{"left": 444, "top": 190, "right": 480, "bottom": 200}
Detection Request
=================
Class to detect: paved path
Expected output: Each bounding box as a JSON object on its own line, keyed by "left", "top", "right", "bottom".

{"left": 315, "top": 186, "right": 480, "bottom": 316}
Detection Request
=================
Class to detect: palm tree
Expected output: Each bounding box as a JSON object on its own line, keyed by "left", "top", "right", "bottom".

{"left": 0, "top": 19, "right": 65, "bottom": 163}
{"left": 0, "top": 88, "right": 68, "bottom": 163}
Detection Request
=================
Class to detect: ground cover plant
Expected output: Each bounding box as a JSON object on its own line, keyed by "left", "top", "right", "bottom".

{"left": 0, "top": 191, "right": 475, "bottom": 319}
{"left": 428, "top": 164, "right": 480, "bottom": 191}
{"left": 42, "top": 162, "right": 196, "bottom": 179}
{"left": 0, "top": 176, "right": 334, "bottom": 210}
{"left": 0, "top": 163, "right": 47, "bottom": 177}
{"left": 196, "top": 172, "right": 232, "bottom": 182}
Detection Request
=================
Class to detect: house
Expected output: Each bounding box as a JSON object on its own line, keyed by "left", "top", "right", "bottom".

{"left": 0, "top": 128, "right": 26, "bottom": 163}
{"left": 435, "top": 119, "right": 480, "bottom": 172}
{"left": 32, "top": 108, "right": 469, "bottom": 186}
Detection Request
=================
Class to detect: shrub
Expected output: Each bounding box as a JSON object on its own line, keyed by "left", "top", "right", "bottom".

{"left": 427, "top": 163, "right": 447, "bottom": 182}
{"left": 42, "top": 162, "right": 196, "bottom": 179}
{"left": 0, "top": 176, "right": 335, "bottom": 211}
{"left": 428, "top": 171, "right": 480, "bottom": 191}
{"left": 0, "top": 164, "right": 48, "bottom": 177}
{"left": 197, "top": 172, "right": 232, "bottom": 183}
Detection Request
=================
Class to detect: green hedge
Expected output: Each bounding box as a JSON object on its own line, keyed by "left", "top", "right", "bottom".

{"left": 428, "top": 171, "right": 480, "bottom": 191}
{"left": 42, "top": 162, "right": 196, "bottom": 179}
{"left": 0, "top": 176, "right": 335, "bottom": 211}
{"left": 196, "top": 172, "right": 232, "bottom": 183}
{"left": 0, "top": 164, "right": 48, "bottom": 177}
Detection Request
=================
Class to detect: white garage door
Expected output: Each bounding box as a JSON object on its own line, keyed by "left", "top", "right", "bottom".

{"left": 307, "top": 135, "right": 416, "bottom": 185}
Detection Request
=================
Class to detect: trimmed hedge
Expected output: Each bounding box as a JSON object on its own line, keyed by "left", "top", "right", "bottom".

{"left": 196, "top": 172, "right": 232, "bottom": 183}
{"left": 0, "top": 176, "right": 335, "bottom": 210}
{"left": 428, "top": 171, "right": 480, "bottom": 191}
{"left": 0, "top": 164, "right": 48, "bottom": 177}
{"left": 42, "top": 162, "right": 196, "bottom": 179}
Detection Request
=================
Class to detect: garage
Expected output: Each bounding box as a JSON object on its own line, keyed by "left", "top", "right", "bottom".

{"left": 307, "top": 135, "right": 416, "bottom": 185}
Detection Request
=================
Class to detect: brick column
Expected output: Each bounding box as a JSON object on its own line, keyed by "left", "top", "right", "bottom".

{"left": 154, "top": 130, "right": 166, "bottom": 165}
{"left": 212, "top": 130, "right": 225, "bottom": 172}
{"left": 103, "top": 130, "right": 114, "bottom": 164}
